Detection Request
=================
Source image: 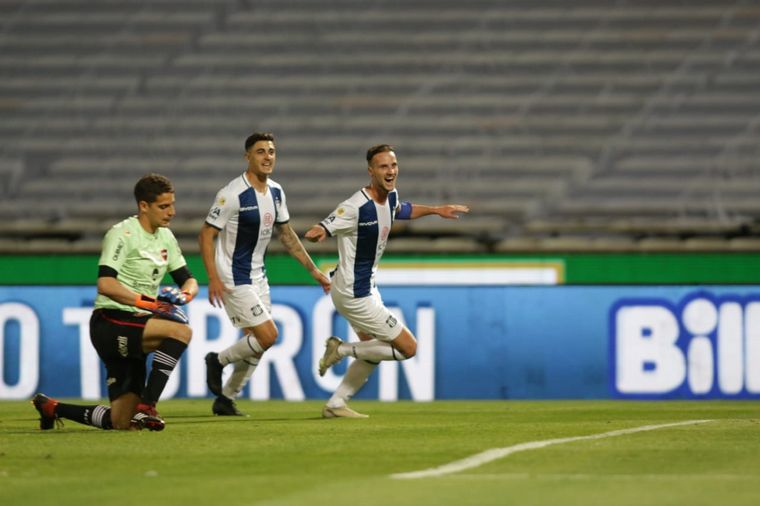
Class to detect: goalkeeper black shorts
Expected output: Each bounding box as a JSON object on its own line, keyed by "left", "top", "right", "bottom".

{"left": 89, "top": 309, "right": 151, "bottom": 401}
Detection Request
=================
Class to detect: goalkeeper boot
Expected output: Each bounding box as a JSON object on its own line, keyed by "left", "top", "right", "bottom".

{"left": 205, "top": 352, "right": 224, "bottom": 396}
{"left": 31, "top": 393, "right": 62, "bottom": 430}
{"left": 322, "top": 404, "right": 369, "bottom": 419}
{"left": 212, "top": 396, "right": 247, "bottom": 417}
{"left": 318, "top": 336, "right": 343, "bottom": 377}
{"left": 131, "top": 403, "right": 165, "bottom": 431}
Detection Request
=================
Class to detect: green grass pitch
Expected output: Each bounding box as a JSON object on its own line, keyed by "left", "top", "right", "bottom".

{"left": 1, "top": 400, "right": 759, "bottom": 506}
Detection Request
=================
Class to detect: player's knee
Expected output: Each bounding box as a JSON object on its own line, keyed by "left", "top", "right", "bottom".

{"left": 175, "top": 323, "right": 192, "bottom": 344}
{"left": 252, "top": 325, "right": 278, "bottom": 350}
{"left": 402, "top": 340, "right": 417, "bottom": 358}
{"left": 259, "top": 328, "right": 278, "bottom": 349}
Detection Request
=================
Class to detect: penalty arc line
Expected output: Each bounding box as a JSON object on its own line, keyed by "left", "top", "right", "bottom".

{"left": 390, "top": 419, "right": 714, "bottom": 480}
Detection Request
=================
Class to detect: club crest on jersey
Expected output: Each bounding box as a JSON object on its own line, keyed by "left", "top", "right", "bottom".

{"left": 161, "top": 249, "right": 168, "bottom": 261}
{"left": 381, "top": 226, "right": 389, "bottom": 241}
{"left": 263, "top": 212, "right": 274, "bottom": 226}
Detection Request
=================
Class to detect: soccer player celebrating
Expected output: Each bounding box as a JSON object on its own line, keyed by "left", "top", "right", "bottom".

{"left": 32, "top": 173, "right": 198, "bottom": 431}
{"left": 305, "top": 144, "right": 469, "bottom": 418}
{"left": 200, "top": 132, "right": 330, "bottom": 416}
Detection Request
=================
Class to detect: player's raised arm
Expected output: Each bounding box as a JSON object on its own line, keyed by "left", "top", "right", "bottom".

{"left": 396, "top": 203, "right": 470, "bottom": 220}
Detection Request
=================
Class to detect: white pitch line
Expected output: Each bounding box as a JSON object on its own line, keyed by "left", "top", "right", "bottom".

{"left": 390, "top": 419, "right": 713, "bottom": 480}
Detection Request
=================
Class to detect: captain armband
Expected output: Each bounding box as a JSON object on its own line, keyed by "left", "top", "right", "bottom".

{"left": 396, "top": 201, "right": 413, "bottom": 220}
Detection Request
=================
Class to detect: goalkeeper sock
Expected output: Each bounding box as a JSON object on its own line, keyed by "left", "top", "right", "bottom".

{"left": 327, "top": 359, "right": 377, "bottom": 409}
{"left": 338, "top": 339, "right": 403, "bottom": 361}
{"left": 219, "top": 333, "right": 265, "bottom": 365}
{"left": 142, "top": 338, "right": 187, "bottom": 405}
{"left": 222, "top": 357, "right": 260, "bottom": 399}
{"left": 56, "top": 403, "right": 113, "bottom": 430}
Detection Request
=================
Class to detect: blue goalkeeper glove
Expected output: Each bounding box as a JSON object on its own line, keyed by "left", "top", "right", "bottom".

{"left": 135, "top": 294, "right": 189, "bottom": 324}
{"left": 157, "top": 286, "right": 193, "bottom": 305}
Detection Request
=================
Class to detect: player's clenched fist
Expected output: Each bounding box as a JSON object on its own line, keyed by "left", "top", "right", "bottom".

{"left": 304, "top": 225, "right": 327, "bottom": 242}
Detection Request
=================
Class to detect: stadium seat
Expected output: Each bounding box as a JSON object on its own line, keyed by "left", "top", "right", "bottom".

{"left": 2, "top": 0, "right": 760, "bottom": 252}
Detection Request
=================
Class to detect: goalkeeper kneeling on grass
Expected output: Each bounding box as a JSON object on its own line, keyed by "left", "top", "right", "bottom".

{"left": 32, "top": 173, "right": 198, "bottom": 432}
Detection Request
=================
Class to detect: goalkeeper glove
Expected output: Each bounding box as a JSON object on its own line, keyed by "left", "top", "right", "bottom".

{"left": 135, "top": 294, "right": 189, "bottom": 324}
{"left": 157, "top": 286, "right": 193, "bottom": 305}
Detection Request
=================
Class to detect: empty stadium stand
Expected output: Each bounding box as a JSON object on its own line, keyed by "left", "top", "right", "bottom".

{"left": 2, "top": 0, "right": 760, "bottom": 253}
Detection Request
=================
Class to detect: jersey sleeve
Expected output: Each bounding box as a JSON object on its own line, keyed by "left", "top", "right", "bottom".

{"left": 205, "top": 187, "right": 237, "bottom": 230}
{"left": 98, "top": 225, "right": 131, "bottom": 273}
{"left": 321, "top": 200, "right": 357, "bottom": 236}
{"left": 166, "top": 231, "right": 187, "bottom": 272}
{"left": 275, "top": 186, "right": 290, "bottom": 224}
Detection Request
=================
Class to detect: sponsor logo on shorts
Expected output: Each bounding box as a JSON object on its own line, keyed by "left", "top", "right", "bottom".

{"left": 117, "top": 336, "right": 129, "bottom": 357}
{"left": 386, "top": 315, "right": 398, "bottom": 328}
{"left": 251, "top": 304, "right": 264, "bottom": 317}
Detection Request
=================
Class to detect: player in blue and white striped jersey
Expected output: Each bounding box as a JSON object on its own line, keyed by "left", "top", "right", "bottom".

{"left": 200, "top": 132, "right": 330, "bottom": 416}
{"left": 306, "top": 144, "right": 468, "bottom": 418}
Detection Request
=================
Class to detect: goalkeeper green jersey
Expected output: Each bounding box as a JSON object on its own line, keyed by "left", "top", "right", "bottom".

{"left": 95, "top": 216, "right": 187, "bottom": 312}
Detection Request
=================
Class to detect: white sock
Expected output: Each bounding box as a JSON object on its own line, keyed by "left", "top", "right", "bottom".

{"left": 327, "top": 359, "right": 377, "bottom": 409}
{"left": 338, "top": 339, "right": 402, "bottom": 362}
{"left": 219, "top": 334, "right": 264, "bottom": 365}
{"left": 222, "top": 357, "right": 260, "bottom": 399}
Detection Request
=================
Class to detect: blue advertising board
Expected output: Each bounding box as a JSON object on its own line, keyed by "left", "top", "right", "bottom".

{"left": 1, "top": 286, "right": 759, "bottom": 400}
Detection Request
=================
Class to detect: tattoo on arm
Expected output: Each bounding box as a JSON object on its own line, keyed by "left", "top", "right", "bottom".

{"left": 279, "top": 224, "right": 315, "bottom": 270}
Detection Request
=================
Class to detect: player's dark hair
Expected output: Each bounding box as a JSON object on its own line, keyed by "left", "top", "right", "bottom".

{"left": 245, "top": 132, "right": 275, "bottom": 151}
{"left": 366, "top": 144, "right": 394, "bottom": 164}
{"left": 134, "top": 173, "right": 174, "bottom": 204}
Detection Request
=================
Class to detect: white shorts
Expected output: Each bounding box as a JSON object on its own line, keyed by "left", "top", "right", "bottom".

{"left": 331, "top": 288, "right": 404, "bottom": 342}
{"left": 222, "top": 279, "right": 272, "bottom": 329}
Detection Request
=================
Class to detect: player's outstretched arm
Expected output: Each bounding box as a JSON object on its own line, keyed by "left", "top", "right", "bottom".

{"left": 435, "top": 204, "right": 470, "bottom": 219}
{"left": 277, "top": 223, "right": 330, "bottom": 293}
{"left": 404, "top": 203, "right": 470, "bottom": 220}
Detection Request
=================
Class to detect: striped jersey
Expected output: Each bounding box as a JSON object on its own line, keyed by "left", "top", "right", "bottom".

{"left": 320, "top": 188, "right": 400, "bottom": 298}
{"left": 205, "top": 173, "right": 290, "bottom": 286}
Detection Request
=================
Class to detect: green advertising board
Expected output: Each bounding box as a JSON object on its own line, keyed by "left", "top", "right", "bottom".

{"left": 1, "top": 253, "right": 760, "bottom": 285}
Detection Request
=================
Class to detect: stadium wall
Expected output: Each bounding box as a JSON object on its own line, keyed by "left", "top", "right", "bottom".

{"left": 2, "top": 284, "right": 760, "bottom": 401}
